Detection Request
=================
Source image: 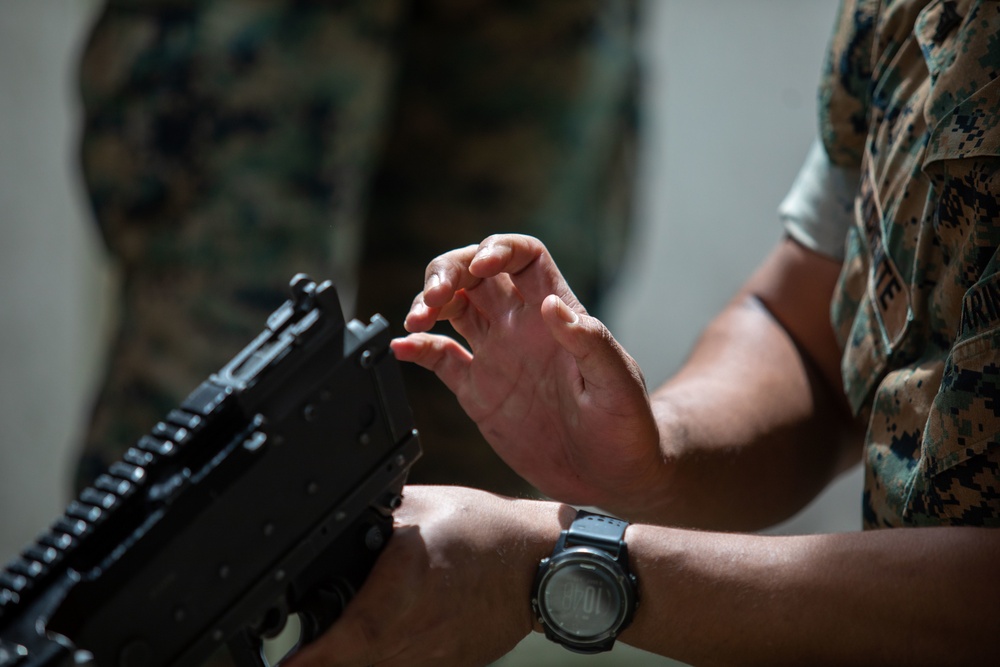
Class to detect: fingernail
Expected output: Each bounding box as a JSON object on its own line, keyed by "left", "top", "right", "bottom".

{"left": 427, "top": 273, "right": 441, "bottom": 290}
{"left": 557, "top": 298, "right": 579, "bottom": 324}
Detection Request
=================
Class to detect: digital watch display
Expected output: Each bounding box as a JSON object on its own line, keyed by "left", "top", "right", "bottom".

{"left": 532, "top": 511, "right": 638, "bottom": 653}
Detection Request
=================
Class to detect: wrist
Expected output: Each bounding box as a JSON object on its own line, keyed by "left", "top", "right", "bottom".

{"left": 508, "top": 498, "right": 576, "bottom": 635}
{"left": 531, "top": 509, "right": 641, "bottom": 653}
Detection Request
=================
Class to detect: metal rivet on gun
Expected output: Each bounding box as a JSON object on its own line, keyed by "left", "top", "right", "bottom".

{"left": 243, "top": 431, "right": 267, "bottom": 451}
{"left": 364, "top": 526, "right": 385, "bottom": 551}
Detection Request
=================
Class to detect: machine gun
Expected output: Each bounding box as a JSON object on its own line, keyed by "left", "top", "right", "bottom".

{"left": 0, "top": 275, "right": 421, "bottom": 667}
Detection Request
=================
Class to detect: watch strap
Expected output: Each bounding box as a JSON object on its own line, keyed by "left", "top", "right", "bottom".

{"left": 562, "top": 511, "right": 629, "bottom": 558}
{"left": 534, "top": 509, "right": 637, "bottom": 653}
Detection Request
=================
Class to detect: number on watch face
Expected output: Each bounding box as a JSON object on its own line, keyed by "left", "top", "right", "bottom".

{"left": 543, "top": 565, "right": 622, "bottom": 637}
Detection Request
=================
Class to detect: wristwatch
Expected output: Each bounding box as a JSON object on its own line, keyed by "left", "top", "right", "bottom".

{"left": 531, "top": 510, "right": 639, "bottom": 653}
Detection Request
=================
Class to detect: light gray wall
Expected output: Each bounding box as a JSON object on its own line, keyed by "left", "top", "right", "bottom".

{"left": 0, "top": 0, "right": 111, "bottom": 563}
{"left": 0, "top": 0, "right": 858, "bottom": 591}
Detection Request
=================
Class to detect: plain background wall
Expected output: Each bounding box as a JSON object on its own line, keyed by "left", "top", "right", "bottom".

{"left": 0, "top": 3, "right": 860, "bottom": 662}
{"left": 0, "top": 0, "right": 111, "bottom": 563}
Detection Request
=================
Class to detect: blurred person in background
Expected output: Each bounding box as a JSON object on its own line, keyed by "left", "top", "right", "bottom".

{"left": 75, "top": 0, "right": 640, "bottom": 503}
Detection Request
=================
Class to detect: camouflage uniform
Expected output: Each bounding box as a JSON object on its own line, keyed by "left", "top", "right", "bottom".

{"left": 76, "top": 0, "right": 639, "bottom": 497}
{"left": 817, "top": 0, "right": 1000, "bottom": 527}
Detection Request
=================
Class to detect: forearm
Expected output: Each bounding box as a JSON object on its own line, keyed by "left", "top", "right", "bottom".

{"left": 392, "top": 234, "right": 862, "bottom": 529}
{"left": 287, "top": 487, "right": 999, "bottom": 667}
{"left": 618, "top": 238, "right": 864, "bottom": 530}
{"left": 642, "top": 296, "right": 860, "bottom": 529}
{"left": 623, "top": 524, "right": 1000, "bottom": 666}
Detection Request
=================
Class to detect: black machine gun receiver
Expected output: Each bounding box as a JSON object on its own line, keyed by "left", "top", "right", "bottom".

{"left": 0, "top": 275, "right": 421, "bottom": 667}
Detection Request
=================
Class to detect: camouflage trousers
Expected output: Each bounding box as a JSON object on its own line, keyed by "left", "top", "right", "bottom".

{"left": 76, "top": 0, "right": 640, "bottom": 498}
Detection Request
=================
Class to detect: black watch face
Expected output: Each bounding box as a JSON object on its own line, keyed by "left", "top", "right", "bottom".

{"left": 541, "top": 558, "right": 625, "bottom": 639}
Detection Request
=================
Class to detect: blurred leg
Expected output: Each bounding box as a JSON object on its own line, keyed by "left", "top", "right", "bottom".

{"left": 356, "top": 0, "right": 641, "bottom": 496}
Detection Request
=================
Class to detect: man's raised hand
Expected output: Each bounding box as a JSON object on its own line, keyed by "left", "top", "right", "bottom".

{"left": 390, "top": 234, "right": 664, "bottom": 513}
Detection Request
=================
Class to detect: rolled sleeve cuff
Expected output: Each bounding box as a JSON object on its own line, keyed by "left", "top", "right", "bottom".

{"left": 779, "top": 138, "right": 860, "bottom": 261}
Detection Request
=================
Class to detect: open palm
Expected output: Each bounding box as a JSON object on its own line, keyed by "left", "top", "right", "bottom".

{"left": 391, "top": 235, "right": 661, "bottom": 510}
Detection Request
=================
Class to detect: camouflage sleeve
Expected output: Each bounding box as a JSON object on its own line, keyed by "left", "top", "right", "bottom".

{"left": 75, "top": 0, "right": 407, "bottom": 489}
{"left": 818, "top": 0, "right": 878, "bottom": 168}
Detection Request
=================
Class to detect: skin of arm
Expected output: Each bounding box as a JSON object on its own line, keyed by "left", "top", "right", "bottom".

{"left": 647, "top": 235, "right": 866, "bottom": 528}
{"left": 283, "top": 235, "right": 999, "bottom": 666}
{"left": 285, "top": 487, "right": 1000, "bottom": 667}
{"left": 621, "top": 521, "right": 1000, "bottom": 666}
{"left": 391, "top": 233, "right": 863, "bottom": 529}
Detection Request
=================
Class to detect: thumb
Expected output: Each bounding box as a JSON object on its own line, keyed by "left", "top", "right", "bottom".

{"left": 539, "top": 295, "right": 648, "bottom": 398}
